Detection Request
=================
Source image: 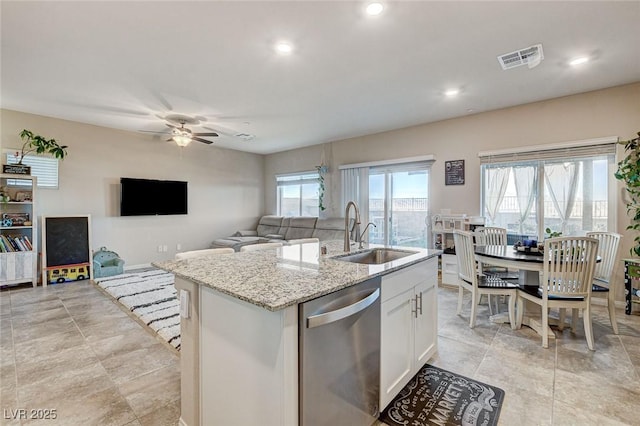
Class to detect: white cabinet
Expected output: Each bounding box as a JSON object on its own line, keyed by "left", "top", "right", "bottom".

{"left": 0, "top": 174, "right": 37, "bottom": 287}
{"left": 380, "top": 257, "right": 438, "bottom": 410}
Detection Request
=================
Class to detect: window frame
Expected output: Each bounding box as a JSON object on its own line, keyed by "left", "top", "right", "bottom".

{"left": 4, "top": 151, "right": 60, "bottom": 189}
{"left": 275, "top": 171, "right": 320, "bottom": 217}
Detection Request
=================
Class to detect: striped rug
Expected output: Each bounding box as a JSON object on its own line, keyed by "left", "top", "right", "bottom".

{"left": 94, "top": 269, "right": 181, "bottom": 350}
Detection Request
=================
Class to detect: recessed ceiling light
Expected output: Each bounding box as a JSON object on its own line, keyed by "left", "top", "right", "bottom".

{"left": 569, "top": 56, "right": 589, "bottom": 66}
{"left": 275, "top": 42, "right": 293, "bottom": 54}
{"left": 366, "top": 2, "right": 384, "bottom": 16}
{"left": 444, "top": 89, "right": 459, "bottom": 97}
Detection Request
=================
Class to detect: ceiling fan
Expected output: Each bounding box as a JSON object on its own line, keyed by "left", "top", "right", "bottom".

{"left": 140, "top": 115, "right": 219, "bottom": 147}
{"left": 166, "top": 121, "right": 218, "bottom": 147}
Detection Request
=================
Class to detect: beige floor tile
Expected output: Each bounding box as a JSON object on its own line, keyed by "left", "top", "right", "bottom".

{"left": 18, "top": 362, "right": 114, "bottom": 409}
{"left": 79, "top": 316, "right": 144, "bottom": 343}
{"left": 552, "top": 399, "right": 629, "bottom": 426}
{"left": 22, "top": 386, "right": 137, "bottom": 426}
{"left": 62, "top": 298, "right": 122, "bottom": 317}
{"left": 71, "top": 308, "right": 132, "bottom": 330}
{"left": 0, "top": 363, "right": 17, "bottom": 412}
{"left": 100, "top": 343, "right": 178, "bottom": 384}
{"left": 10, "top": 298, "right": 64, "bottom": 317}
{"left": 11, "top": 316, "right": 78, "bottom": 344}
{"left": 553, "top": 368, "right": 640, "bottom": 425}
{"left": 88, "top": 327, "right": 161, "bottom": 361}
{"left": 495, "top": 389, "right": 552, "bottom": 426}
{"left": 475, "top": 354, "right": 555, "bottom": 398}
{"left": 619, "top": 334, "right": 640, "bottom": 368}
{"left": 428, "top": 335, "right": 488, "bottom": 378}
{"left": 137, "top": 400, "right": 180, "bottom": 426}
{"left": 117, "top": 362, "right": 180, "bottom": 418}
{"left": 10, "top": 306, "right": 70, "bottom": 328}
{"left": 15, "top": 344, "right": 99, "bottom": 387}
{"left": 437, "top": 314, "right": 500, "bottom": 347}
{"left": 9, "top": 288, "right": 59, "bottom": 305}
{"left": 13, "top": 328, "right": 86, "bottom": 364}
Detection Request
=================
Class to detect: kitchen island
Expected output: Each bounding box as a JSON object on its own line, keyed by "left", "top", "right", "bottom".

{"left": 154, "top": 240, "right": 441, "bottom": 426}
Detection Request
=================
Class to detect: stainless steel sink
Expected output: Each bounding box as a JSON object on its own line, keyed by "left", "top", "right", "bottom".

{"left": 334, "top": 248, "right": 415, "bottom": 265}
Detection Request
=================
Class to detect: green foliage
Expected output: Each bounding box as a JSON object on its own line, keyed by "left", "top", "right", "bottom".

{"left": 316, "top": 165, "right": 328, "bottom": 211}
{"left": 545, "top": 227, "right": 562, "bottom": 238}
{"left": 17, "top": 129, "right": 68, "bottom": 164}
{"left": 615, "top": 131, "right": 640, "bottom": 256}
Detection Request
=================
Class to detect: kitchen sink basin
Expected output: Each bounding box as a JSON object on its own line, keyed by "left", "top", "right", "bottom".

{"left": 334, "top": 248, "right": 415, "bottom": 265}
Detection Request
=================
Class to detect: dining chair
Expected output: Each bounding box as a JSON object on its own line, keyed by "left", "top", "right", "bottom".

{"left": 240, "top": 242, "right": 284, "bottom": 252}
{"left": 474, "top": 226, "right": 508, "bottom": 246}
{"left": 175, "top": 247, "right": 235, "bottom": 260}
{"left": 586, "top": 231, "right": 622, "bottom": 334}
{"left": 516, "top": 236, "right": 599, "bottom": 349}
{"left": 453, "top": 230, "right": 518, "bottom": 329}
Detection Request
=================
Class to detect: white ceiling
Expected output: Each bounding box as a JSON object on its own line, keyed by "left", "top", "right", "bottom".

{"left": 2, "top": 1, "right": 639, "bottom": 155}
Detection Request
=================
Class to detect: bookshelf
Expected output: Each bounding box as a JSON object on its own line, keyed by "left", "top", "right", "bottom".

{"left": 0, "top": 173, "right": 37, "bottom": 287}
{"left": 431, "top": 213, "right": 484, "bottom": 286}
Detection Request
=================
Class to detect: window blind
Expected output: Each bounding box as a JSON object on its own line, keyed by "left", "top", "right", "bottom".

{"left": 478, "top": 138, "right": 617, "bottom": 165}
{"left": 276, "top": 171, "right": 319, "bottom": 187}
{"left": 5, "top": 153, "right": 59, "bottom": 188}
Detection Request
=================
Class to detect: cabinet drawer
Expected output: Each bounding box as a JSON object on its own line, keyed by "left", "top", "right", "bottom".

{"left": 381, "top": 257, "right": 437, "bottom": 302}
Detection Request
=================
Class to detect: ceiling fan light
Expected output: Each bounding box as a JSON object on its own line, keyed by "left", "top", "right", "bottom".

{"left": 173, "top": 135, "right": 192, "bottom": 147}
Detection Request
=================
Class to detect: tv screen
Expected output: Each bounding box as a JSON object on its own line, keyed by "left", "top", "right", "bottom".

{"left": 120, "top": 178, "right": 188, "bottom": 216}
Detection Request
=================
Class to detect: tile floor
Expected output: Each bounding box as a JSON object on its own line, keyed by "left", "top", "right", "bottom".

{"left": 2, "top": 280, "right": 640, "bottom": 425}
{"left": 1, "top": 281, "right": 180, "bottom": 426}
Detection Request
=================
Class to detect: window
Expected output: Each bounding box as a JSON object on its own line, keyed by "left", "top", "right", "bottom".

{"left": 340, "top": 156, "right": 434, "bottom": 248}
{"left": 276, "top": 172, "right": 319, "bottom": 217}
{"left": 480, "top": 139, "right": 616, "bottom": 240}
{"left": 5, "top": 152, "right": 60, "bottom": 188}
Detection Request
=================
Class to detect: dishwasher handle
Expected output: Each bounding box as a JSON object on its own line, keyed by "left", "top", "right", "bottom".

{"left": 307, "top": 288, "right": 380, "bottom": 329}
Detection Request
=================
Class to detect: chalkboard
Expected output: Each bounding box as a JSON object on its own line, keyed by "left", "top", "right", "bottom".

{"left": 42, "top": 216, "right": 92, "bottom": 281}
{"left": 445, "top": 160, "right": 465, "bottom": 185}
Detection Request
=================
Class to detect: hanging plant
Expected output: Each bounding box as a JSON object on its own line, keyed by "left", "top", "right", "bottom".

{"left": 615, "top": 131, "right": 640, "bottom": 256}
{"left": 316, "top": 164, "right": 328, "bottom": 211}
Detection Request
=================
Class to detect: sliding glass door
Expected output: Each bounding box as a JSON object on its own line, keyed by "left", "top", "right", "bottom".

{"left": 368, "top": 168, "right": 429, "bottom": 248}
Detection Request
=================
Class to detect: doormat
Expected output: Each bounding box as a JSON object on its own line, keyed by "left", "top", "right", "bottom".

{"left": 380, "top": 364, "right": 504, "bottom": 426}
{"left": 94, "top": 269, "right": 180, "bottom": 350}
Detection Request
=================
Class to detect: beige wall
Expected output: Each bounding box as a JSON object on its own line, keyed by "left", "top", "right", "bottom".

{"left": 1, "top": 109, "right": 264, "bottom": 266}
{"left": 265, "top": 82, "right": 640, "bottom": 289}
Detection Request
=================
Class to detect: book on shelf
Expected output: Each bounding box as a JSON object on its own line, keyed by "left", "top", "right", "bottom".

{"left": 0, "top": 235, "right": 32, "bottom": 253}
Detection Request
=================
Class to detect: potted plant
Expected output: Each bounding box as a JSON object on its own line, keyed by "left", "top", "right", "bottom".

{"left": 615, "top": 131, "right": 640, "bottom": 256}
{"left": 4, "top": 129, "right": 68, "bottom": 175}
{"left": 316, "top": 164, "right": 328, "bottom": 211}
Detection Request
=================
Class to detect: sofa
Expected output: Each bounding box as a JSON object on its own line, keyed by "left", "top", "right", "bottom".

{"left": 211, "top": 216, "right": 346, "bottom": 251}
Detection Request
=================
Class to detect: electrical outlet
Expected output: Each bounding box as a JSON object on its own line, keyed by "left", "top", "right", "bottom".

{"left": 163, "top": 245, "right": 168, "bottom": 252}
{"left": 157, "top": 245, "right": 163, "bottom": 253}
{"left": 176, "top": 243, "right": 181, "bottom": 251}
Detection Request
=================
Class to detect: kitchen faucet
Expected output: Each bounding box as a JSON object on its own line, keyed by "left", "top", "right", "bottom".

{"left": 358, "top": 222, "right": 376, "bottom": 249}
{"left": 344, "top": 201, "right": 361, "bottom": 252}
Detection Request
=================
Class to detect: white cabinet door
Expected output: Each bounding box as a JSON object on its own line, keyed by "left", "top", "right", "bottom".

{"left": 414, "top": 280, "right": 437, "bottom": 367}
{"left": 441, "top": 253, "right": 459, "bottom": 286}
{"left": 380, "top": 287, "right": 414, "bottom": 410}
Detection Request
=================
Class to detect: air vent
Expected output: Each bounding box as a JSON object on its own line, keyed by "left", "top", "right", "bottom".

{"left": 235, "top": 133, "right": 255, "bottom": 141}
{"left": 497, "top": 44, "right": 544, "bottom": 70}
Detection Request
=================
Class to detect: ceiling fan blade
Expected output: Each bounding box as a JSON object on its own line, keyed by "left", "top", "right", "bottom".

{"left": 192, "top": 136, "right": 214, "bottom": 145}
{"left": 193, "top": 132, "right": 219, "bottom": 137}
{"left": 166, "top": 123, "right": 178, "bottom": 129}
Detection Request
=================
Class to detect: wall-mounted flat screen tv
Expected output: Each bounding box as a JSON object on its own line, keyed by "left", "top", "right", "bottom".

{"left": 120, "top": 178, "right": 188, "bottom": 216}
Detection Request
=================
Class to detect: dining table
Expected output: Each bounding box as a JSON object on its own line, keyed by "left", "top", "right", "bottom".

{"left": 474, "top": 244, "right": 600, "bottom": 339}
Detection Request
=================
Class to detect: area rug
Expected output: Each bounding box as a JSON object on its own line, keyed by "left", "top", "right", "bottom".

{"left": 94, "top": 269, "right": 181, "bottom": 350}
{"left": 380, "top": 364, "right": 504, "bottom": 426}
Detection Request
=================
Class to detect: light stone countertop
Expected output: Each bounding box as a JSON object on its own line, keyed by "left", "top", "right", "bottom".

{"left": 152, "top": 240, "right": 442, "bottom": 311}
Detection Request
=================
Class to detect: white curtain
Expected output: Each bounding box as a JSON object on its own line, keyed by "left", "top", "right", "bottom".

{"left": 513, "top": 165, "right": 538, "bottom": 235}
{"left": 544, "top": 162, "right": 579, "bottom": 233}
{"left": 341, "top": 167, "right": 369, "bottom": 235}
{"left": 484, "top": 166, "right": 510, "bottom": 224}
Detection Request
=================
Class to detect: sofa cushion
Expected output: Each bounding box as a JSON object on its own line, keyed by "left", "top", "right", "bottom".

{"left": 211, "top": 236, "right": 269, "bottom": 251}
{"left": 278, "top": 217, "right": 291, "bottom": 236}
{"left": 312, "top": 218, "right": 345, "bottom": 241}
{"left": 256, "top": 215, "right": 284, "bottom": 237}
{"left": 284, "top": 217, "right": 317, "bottom": 240}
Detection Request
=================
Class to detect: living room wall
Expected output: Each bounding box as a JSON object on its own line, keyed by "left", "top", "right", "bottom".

{"left": 1, "top": 109, "right": 264, "bottom": 266}
{"left": 264, "top": 82, "right": 640, "bottom": 291}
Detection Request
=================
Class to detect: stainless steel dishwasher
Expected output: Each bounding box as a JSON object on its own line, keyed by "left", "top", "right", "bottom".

{"left": 299, "top": 277, "right": 381, "bottom": 426}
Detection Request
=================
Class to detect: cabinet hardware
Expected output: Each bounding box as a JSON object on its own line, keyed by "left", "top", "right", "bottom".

{"left": 417, "top": 292, "right": 423, "bottom": 316}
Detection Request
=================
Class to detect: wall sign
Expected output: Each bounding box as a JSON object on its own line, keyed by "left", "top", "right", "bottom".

{"left": 445, "top": 160, "right": 465, "bottom": 185}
